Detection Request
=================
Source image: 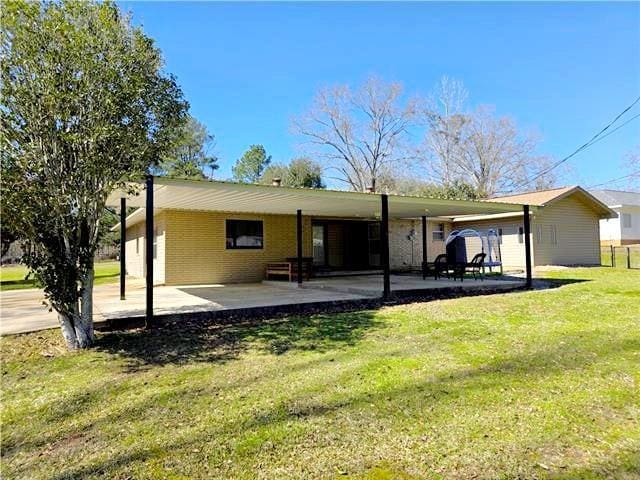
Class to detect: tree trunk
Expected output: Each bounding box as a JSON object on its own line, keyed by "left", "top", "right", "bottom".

{"left": 58, "top": 312, "right": 80, "bottom": 350}
{"left": 76, "top": 265, "right": 95, "bottom": 348}
{"left": 57, "top": 265, "right": 95, "bottom": 350}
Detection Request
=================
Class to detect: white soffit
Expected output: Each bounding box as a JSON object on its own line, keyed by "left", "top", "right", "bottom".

{"left": 107, "top": 178, "right": 530, "bottom": 220}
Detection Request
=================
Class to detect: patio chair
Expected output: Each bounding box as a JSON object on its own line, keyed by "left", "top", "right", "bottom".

{"left": 433, "top": 254, "right": 450, "bottom": 280}
{"left": 465, "top": 252, "right": 486, "bottom": 281}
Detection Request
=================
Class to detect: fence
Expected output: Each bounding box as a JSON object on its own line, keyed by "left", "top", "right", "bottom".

{"left": 601, "top": 245, "right": 640, "bottom": 269}
{"left": 2, "top": 242, "right": 119, "bottom": 265}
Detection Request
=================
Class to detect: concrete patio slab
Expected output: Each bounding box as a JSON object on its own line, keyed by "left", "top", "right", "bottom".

{"left": 1, "top": 274, "right": 524, "bottom": 335}
{"left": 301, "top": 274, "right": 524, "bottom": 296}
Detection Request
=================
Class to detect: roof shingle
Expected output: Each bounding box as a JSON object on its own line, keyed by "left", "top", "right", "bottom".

{"left": 488, "top": 186, "right": 577, "bottom": 206}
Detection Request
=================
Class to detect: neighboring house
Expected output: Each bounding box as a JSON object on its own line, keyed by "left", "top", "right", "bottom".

{"left": 590, "top": 189, "right": 640, "bottom": 246}
{"left": 111, "top": 180, "right": 614, "bottom": 285}
{"left": 452, "top": 186, "right": 616, "bottom": 268}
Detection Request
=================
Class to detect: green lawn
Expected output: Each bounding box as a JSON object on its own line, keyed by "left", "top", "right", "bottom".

{"left": 1, "top": 268, "right": 639, "bottom": 479}
{"left": 0, "top": 261, "right": 120, "bottom": 291}
{"left": 601, "top": 247, "right": 640, "bottom": 269}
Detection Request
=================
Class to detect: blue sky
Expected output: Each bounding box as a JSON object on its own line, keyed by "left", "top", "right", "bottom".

{"left": 120, "top": 1, "right": 640, "bottom": 189}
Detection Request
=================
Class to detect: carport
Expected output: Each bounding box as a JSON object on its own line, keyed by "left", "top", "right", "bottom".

{"left": 107, "top": 177, "right": 534, "bottom": 327}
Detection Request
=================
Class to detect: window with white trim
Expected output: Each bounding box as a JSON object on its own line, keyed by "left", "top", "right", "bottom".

{"left": 536, "top": 225, "right": 543, "bottom": 244}
{"left": 622, "top": 213, "right": 632, "bottom": 229}
{"left": 518, "top": 226, "right": 524, "bottom": 244}
{"left": 432, "top": 223, "right": 445, "bottom": 242}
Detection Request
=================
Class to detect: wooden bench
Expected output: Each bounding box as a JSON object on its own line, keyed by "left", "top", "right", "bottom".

{"left": 265, "top": 261, "right": 312, "bottom": 282}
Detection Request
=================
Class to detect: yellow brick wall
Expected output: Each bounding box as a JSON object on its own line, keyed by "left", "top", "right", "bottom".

{"left": 124, "top": 212, "right": 166, "bottom": 284}
{"left": 389, "top": 219, "right": 453, "bottom": 269}
{"left": 125, "top": 222, "right": 145, "bottom": 279}
{"left": 163, "top": 210, "right": 312, "bottom": 285}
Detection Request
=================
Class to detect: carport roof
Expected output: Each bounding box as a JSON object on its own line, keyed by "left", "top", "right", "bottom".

{"left": 108, "top": 177, "right": 532, "bottom": 229}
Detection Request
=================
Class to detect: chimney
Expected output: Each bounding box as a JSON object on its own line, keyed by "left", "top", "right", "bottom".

{"left": 272, "top": 177, "right": 282, "bottom": 187}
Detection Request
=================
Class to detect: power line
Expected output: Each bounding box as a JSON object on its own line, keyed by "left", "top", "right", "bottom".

{"left": 587, "top": 170, "right": 640, "bottom": 189}
{"left": 509, "top": 95, "right": 640, "bottom": 192}
{"left": 585, "top": 112, "right": 640, "bottom": 148}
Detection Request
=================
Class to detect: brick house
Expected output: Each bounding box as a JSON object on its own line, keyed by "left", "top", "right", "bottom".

{"left": 111, "top": 180, "right": 614, "bottom": 286}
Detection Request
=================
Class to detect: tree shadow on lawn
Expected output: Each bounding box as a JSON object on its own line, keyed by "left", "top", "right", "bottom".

{"left": 42, "top": 331, "right": 639, "bottom": 480}
{"left": 236, "top": 332, "right": 640, "bottom": 433}
{"left": 93, "top": 309, "right": 383, "bottom": 372}
{"left": 93, "top": 276, "right": 592, "bottom": 373}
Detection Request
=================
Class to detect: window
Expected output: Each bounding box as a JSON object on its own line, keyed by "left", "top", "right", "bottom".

{"left": 536, "top": 225, "right": 543, "bottom": 244}
{"left": 136, "top": 236, "right": 139, "bottom": 254}
{"left": 497, "top": 228, "right": 503, "bottom": 245}
{"left": 518, "top": 226, "right": 524, "bottom": 244}
{"left": 226, "top": 219, "right": 263, "bottom": 249}
{"left": 622, "top": 213, "right": 632, "bottom": 229}
{"left": 549, "top": 225, "right": 557, "bottom": 246}
{"left": 432, "top": 223, "right": 445, "bottom": 242}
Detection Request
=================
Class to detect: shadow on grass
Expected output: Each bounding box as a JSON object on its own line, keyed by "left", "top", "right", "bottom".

{"left": 42, "top": 329, "right": 639, "bottom": 480}
{"left": 94, "top": 309, "right": 382, "bottom": 372}
{"left": 93, "top": 275, "right": 594, "bottom": 372}
{"left": 528, "top": 277, "right": 590, "bottom": 290}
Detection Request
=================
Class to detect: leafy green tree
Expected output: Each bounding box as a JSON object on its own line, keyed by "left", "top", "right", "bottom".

{"left": 390, "top": 178, "right": 479, "bottom": 200}
{"left": 285, "top": 158, "right": 325, "bottom": 188}
{"left": 260, "top": 157, "right": 325, "bottom": 188}
{"left": 260, "top": 163, "right": 290, "bottom": 185}
{"left": 156, "top": 115, "right": 218, "bottom": 179}
{"left": 232, "top": 144, "right": 271, "bottom": 183}
{"left": 1, "top": 0, "right": 188, "bottom": 349}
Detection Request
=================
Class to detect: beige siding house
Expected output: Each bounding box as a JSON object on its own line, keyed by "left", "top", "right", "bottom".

{"left": 454, "top": 186, "right": 615, "bottom": 268}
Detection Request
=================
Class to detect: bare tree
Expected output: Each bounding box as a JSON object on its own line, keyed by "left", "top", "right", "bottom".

{"left": 294, "top": 76, "right": 417, "bottom": 192}
{"left": 623, "top": 147, "right": 640, "bottom": 190}
{"left": 420, "top": 76, "right": 469, "bottom": 185}
{"left": 453, "top": 106, "right": 555, "bottom": 197}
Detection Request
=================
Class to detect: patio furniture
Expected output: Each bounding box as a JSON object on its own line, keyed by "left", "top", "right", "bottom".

{"left": 465, "top": 252, "right": 486, "bottom": 281}
{"left": 285, "top": 256, "right": 314, "bottom": 276}
{"left": 445, "top": 228, "right": 503, "bottom": 274}
{"left": 266, "top": 259, "right": 312, "bottom": 282}
{"left": 432, "top": 254, "right": 450, "bottom": 280}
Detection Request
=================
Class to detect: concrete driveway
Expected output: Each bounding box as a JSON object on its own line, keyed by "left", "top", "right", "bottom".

{"left": 1, "top": 288, "right": 65, "bottom": 335}
{"left": 0, "top": 279, "right": 366, "bottom": 335}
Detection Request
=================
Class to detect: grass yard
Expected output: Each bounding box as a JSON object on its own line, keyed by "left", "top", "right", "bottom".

{"left": 0, "top": 261, "right": 120, "bottom": 291}
{"left": 601, "top": 247, "right": 640, "bottom": 270}
{"left": 1, "top": 268, "right": 639, "bottom": 479}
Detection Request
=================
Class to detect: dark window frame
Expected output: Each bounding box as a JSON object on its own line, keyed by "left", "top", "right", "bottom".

{"left": 226, "top": 219, "right": 264, "bottom": 250}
